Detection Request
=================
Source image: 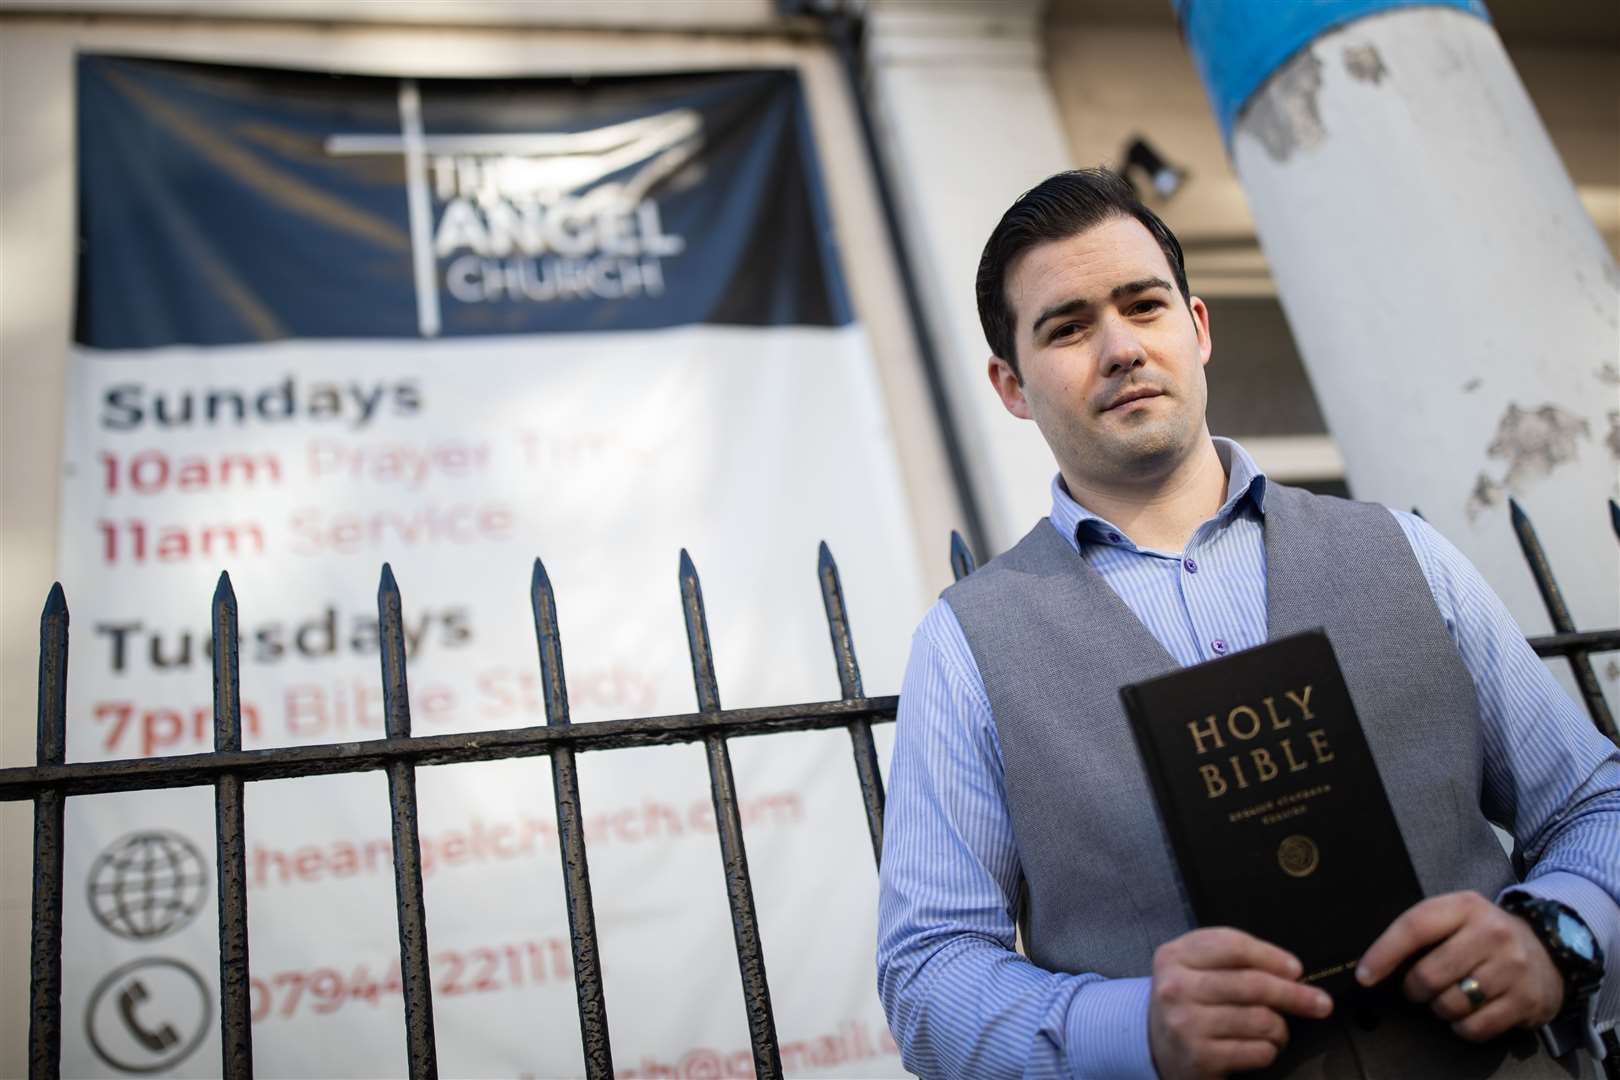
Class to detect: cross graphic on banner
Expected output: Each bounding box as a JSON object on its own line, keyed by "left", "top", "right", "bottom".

{"left": 324, "top": 79, "right": 702, "bottom": 338}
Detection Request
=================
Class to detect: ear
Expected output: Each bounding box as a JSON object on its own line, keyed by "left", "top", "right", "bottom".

{"left": 988, "top": 355, "right": 1032, "bottom": 419}
{"left": 1189, "top": 295, "right": 1213, "bottom": 367}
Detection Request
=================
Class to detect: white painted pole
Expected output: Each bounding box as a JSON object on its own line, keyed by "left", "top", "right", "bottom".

{"left": 1182, "top": 2, "right": 1619, "bottom": 713}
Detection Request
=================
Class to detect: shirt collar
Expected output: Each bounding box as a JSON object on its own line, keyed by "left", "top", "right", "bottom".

{"left": 1048, "top": 436, "right": 1270, "bottom": 553}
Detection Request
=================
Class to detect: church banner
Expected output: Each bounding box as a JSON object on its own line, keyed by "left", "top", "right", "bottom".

{"left": 60, "top": 55, "right": 921, "bottom": 1077}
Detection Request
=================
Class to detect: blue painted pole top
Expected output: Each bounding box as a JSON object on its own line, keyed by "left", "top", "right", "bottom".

{"left": 1173, "top": 0, "right": 1490, "bottom": 146}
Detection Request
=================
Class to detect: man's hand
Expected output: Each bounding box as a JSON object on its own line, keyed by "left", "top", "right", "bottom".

{"left": 1356, "top": 891, "right": 1564, "bottom": 1041}
{"left": 1149, "top": 927, "right": 1334, "bottom": 1079}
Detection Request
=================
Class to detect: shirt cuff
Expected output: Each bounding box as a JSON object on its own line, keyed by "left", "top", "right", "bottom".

{"left": 1065, "top": 975, "right": 1156, "bottom": 1079}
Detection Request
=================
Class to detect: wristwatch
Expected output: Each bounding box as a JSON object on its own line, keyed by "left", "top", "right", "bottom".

{"left": 1499, "top": 891, "right": 1606, "bottom": 1058}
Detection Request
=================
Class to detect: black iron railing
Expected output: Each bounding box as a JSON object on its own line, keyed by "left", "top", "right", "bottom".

{"left": 4, "top": 499, "right": 1618, "bottom": 1080}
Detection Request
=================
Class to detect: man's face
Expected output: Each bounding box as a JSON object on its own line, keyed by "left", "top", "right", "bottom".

{"left": 988, "top": 214, "right": 1213, "bottom": 490}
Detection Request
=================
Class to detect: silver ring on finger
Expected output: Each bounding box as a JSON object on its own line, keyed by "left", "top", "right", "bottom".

{"left": 1457, "top": 975, "right": 1488, "bottom": 1011}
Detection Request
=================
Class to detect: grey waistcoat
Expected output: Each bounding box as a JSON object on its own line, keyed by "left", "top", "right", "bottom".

{"left": 942, "top": 483, "right": 1574, "bottom": 1078}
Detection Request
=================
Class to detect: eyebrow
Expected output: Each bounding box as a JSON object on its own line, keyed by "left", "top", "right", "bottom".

{"left": 1029, "top": 276, "right": 1175, "bottom": 337}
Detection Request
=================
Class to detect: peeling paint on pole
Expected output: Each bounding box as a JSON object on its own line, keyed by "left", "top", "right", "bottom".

{"left": 1241, "top": 51, "right": 1326, "bottom": 162}
{"left": 1486, "top": 405, "right": 1591, "bottom": 489}
{"left": 1468, "top": 404, "right": 1595, "bottom": 521}
{"left": 1342, "top": 44, "right": 1388, "bottom": 84}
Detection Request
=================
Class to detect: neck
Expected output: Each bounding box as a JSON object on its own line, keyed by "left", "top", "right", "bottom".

{"left": 1061, "top": 436, "right": 1227, "bottom": 553}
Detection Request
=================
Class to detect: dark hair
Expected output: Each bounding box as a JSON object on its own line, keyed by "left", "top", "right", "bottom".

{"left": 975, "top": 168, "right": 1190, "bottom": 376}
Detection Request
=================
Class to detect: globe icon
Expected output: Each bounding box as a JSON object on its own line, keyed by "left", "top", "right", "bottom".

{"left": 87, "top": 831, "right": 208, "bottom": 941}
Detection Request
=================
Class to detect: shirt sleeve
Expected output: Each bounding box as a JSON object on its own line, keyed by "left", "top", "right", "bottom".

{"left": 1392, "top": 510, "right": 1620, "bottom": 1040}
{"left": 876, "top": 600, "right": 1157, "bottom": 1079}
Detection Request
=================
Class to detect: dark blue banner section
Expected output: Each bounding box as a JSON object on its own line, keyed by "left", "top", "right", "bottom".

{"left": 76, "top": 57, "right": 852, "bottom": 348}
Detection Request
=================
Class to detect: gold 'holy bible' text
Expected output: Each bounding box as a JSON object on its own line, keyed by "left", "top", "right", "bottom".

{"left": 1186, "top": 685, "right": 1336, "bottom": 799}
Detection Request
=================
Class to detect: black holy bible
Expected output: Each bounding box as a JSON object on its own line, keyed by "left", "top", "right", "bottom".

{"left": 1121, "top": 630, "right": 1422, "bottom": 1000}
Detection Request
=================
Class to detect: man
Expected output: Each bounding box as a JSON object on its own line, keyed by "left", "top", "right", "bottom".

{"left": 875, "top": 169, "right": 1619, "bottom": 1079}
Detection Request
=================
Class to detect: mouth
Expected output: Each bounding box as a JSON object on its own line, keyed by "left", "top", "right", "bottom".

{"left": 1101, "top": 386, "right": 1164, "bottom": 413}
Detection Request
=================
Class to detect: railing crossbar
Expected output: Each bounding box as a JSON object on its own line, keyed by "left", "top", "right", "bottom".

{"left": 0, "top": 700, "right": 899, "bottom": 803}
{"left": 1528, "top": 629, "right": 1620, "bottom": 658}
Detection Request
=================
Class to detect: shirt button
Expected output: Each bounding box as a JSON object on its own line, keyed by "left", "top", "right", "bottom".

{"left": 1183, "top": 557, "right": 1198, "bottom": 573}
{"left": 1107, "top": 531, "right": 1122, "bottom": 543}
{"left": 1211, "top": 638, "right": 1228, "bottom": 655}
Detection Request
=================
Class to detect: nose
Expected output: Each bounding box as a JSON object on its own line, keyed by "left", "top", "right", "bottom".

{"left": 1097, "top": 314, "right": 1146, "bottom": 379}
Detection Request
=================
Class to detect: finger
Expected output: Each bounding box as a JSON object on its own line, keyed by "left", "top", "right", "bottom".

{"left": 1203, "top": 1005, "right": 1290, "bottom": 1048}
{"left": 1431, "top": 955, "right": 1533, "bottom": 1026}
{"left": 1451, "top": 992, "right": 1529, "bottom": 1043}
{"left": 1402, "top": 919, "right": 1496, "bottom": 1004}
{"left": 1191, "top": 969, "right": 1334, "bottom": 1019}
{"left": 1358, "top": 892, "right": 1480, "bottom": 986}
{"left": 1430, "top": 969, "right": 1493, "bottom": 1024}
{"left": 1174, "top": 927, "right": 1304, "bottom": 979}
{"left": 1200, "top": 1039, "right": 1285, "bottom": 1076}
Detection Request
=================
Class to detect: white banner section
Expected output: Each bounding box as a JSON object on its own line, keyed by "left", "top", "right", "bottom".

{"left": 57, "top": 324, "right": 920, "bottom": 1078}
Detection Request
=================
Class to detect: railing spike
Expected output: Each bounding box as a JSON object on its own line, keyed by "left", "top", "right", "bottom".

{"left": 531, "top": 559, "right": 569, "bottom": 724}
{"left": 677, "top": 549, "right": 782, "bottom": 1078}
{"left": 37, "top": 586, "right": 68, "bottom": 765}
{"left": 950, "top": 530, "right": 977, "bottom": 581}
{"left": 214, "top": 569, "right": 236, "bottom": 608}
{"left": 30, "top": 580, "right": 68, "bottom": 1079}
{"left": 529, "top": 557, "right": 564, "bottom": 725}
{"left": 1609, "top": 499, "right": 1619, "bottom": 542}
{"left": 211, "top": 575, "right": 241, "bottom": 751}
{"left": 376, "top": 562, "right": 438, "bottom": 1079}
{"left": 211, "top": 572, "right": 242, "bottom": 757}
{"left": 816, "top": 543, "right": 860, "bottom": 700}
{"left": 1507, "top": 499, "right": 1617, "bottom": 745}
{"left": 378, "top": 564, "right": 409, "bottom": 740}
{"left": 209, "top": 568, "right": 252, "bottom": 1078}
{"left": 679, "top": 550, "right": 721, "bottom": 714}
{"left": 817, "top": 542, "right": 884, "bottom": 867}
{"left": 529, "top": 555, "right": 612, "bottom": 1078}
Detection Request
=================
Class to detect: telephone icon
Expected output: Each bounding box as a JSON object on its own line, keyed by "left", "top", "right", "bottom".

{"left": 86, "top": 956, "right": 210, "bottom": 1072}
{"left": 117, "top": 979, "right": 180, "bottom": 1053}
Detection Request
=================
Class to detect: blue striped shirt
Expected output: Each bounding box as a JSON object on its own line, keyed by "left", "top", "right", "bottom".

{"left": 876, "top": 438, "right": 1620, "bottom": 1078}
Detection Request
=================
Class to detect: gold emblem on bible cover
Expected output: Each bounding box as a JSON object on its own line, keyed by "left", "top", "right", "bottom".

{"left": 1277, "top": 834, "right": 1320, "bottom": 878}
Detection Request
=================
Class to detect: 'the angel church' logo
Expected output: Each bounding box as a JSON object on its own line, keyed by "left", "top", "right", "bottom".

{"left": 327, "top": 82, "right": 697, "bottom": 335}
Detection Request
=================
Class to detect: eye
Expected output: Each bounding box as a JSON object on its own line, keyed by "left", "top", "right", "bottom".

{"left": 1129, "top": 299, "right": 1164, "bottom": 316}
{"left": 1049, "top": 321, "right": 1085, "bottom": 342}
